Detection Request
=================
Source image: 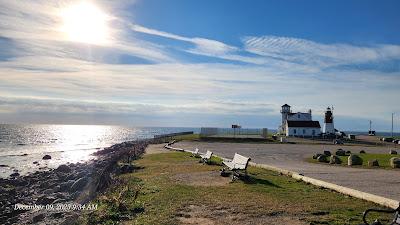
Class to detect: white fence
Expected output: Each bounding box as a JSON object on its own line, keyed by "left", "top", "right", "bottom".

{"left": 200, "top": 127, "right": 268, "bottom": 139}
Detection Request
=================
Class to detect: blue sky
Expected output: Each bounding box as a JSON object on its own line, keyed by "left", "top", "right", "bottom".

{"left": 0, "top": 0, "right": 399, "bottom": 131}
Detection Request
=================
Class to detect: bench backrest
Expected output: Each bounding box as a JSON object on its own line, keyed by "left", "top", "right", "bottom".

{"left": 204, "top": 150, "right": 213, "bottom": 159}
{"left": 232, "top": 153, "right": 251, "bottom": 170}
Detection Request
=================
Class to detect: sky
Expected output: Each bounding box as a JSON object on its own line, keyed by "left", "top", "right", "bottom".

{"left": 0, "top": 0, "right": 399, "bottom": 131}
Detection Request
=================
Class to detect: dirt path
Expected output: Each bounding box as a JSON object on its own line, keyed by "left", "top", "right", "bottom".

{"left": 174, "top": 141, "right": 400, "bottom": 201}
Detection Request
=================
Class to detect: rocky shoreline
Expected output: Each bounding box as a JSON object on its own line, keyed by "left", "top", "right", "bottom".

{"left": 0, "top": 139, "right": 161, "bottom": 225}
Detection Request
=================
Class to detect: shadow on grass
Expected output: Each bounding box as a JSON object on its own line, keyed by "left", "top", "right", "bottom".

{"left": 242, "top": 175, "right": 281, "bottom": 188}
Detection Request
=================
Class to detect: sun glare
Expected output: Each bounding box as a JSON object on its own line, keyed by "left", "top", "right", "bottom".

{"left": 60, "top": 1, "right": 110, "bottom": 45}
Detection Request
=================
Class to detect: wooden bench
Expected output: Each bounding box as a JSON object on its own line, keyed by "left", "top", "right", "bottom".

{"left": 200, "top": 150, "right": 213, "bottom": 164}
{"left": 221, "top": 153, "right": 251, "bottom": 180}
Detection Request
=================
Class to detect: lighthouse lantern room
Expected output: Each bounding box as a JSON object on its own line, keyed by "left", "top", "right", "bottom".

{"left": 323, "top": 107, "right": 335, "bottom": 134}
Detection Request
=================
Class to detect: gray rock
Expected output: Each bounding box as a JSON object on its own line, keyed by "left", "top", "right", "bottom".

{"left": 70, "top": 177, "right": 88, "bottom": 192}
{"left": 389, "top": 150, "right": 397, "bottom": 155}
{"left": 36, "top": 195, "right": 56, "bottom": 205}
{"left": 368, "top": 159, "right": 379, "bottom": 167}
{"left": 60, "top": 180, "right": 74, "bottom": 192}
{"left": 42, "top": 155, "right": 51, "bottom": 160}
{"left": 335, "top": 149, "right": 346, "bottom": 156}
{"left": 390, "top": 157, "right": 400, "bottom": 168}
{"left": 10, "top": 172, "right": 20, "bottom": 177}
{"left": 56, "top": 164, "right": 71, "bottom": 173}
{"left": 348, "top": 154, "right": 363, "bottom": 166}
{"left": 329, "top": 155, "right": 342, "bottom": 164}
{"left": 323, "top": 151, "right": 331, "bottom": 156}
{"left": 32, "top": 214, "right": 45, "bottom": 223}
{"left": 313, "top": 153, "right": 323, "bottom": 159}
{"left": 317, "top": 155, "right": 328, "bottom": 163}
{"left": 359, "top": 150, "right": 366, "bottom": 154}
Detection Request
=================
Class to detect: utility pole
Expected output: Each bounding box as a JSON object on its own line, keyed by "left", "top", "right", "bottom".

{"left": 392, "top": 113, "right": 394, "bottom": 138}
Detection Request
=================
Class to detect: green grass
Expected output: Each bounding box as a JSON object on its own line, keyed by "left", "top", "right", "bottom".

{"left": 309, "top": 153, "right": 398, "bottom": 169}
{"left": 171, "top": 133, "right": 200, "bottom": 141}
{"left": 81, "top": 151, "right": 392, "bottom": 225}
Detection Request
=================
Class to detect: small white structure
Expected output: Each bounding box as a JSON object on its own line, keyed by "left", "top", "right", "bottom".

{"left": 279, "top": 104, "right": 321, "bottom": 136}
{"left": 285, "top": 121, "right": 321, "bottom": 136}
{"left": 322, "top": 107, "right": 335, "bottom": 134}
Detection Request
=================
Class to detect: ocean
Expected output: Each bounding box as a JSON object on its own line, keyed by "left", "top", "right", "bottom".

{"left": 0, "top": 124, "right": 199, "bottom": 178}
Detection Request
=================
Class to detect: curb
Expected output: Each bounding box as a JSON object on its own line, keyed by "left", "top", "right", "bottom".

{"left": 165, "top": 141, "right": 400, "bottom": 209}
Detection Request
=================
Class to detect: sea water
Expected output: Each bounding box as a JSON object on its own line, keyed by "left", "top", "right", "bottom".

{"left": 0, "top": 124, "right": 199, "bottom": 178}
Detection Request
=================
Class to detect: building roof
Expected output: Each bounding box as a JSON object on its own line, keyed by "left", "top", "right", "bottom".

{"left": 287, "top": 120, "right": 321, "bottom": 128}
{"left": 281, "top": 104, "right": 290, "bottom": 107}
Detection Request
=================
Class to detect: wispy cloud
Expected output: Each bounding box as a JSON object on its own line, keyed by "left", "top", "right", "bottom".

{"left": 242, "top": 35, "right": 400, "bottom": 69}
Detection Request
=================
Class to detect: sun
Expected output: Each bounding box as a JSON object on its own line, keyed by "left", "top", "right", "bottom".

{"left": 60, "top": 1, "right": 110, "bottom": 45}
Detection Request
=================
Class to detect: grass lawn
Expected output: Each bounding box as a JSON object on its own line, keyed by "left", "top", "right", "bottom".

{"left": 80, "top": 151, "right": 392, "bottom": 225}
{"left": 309, "top": 153, "right": 398, "bottom": 169}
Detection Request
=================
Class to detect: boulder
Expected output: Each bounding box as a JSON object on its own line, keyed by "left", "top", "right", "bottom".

{"left": 335, "top": 149, "right": 346, "bottom": 156}
{"left": 323, "top": 151, "right": 332, "bottom": 156}
{"left": 70, "top": 177, "right": 88, "bottom": 192}
{"left": 10, "top": 172, "right": 20, "bottom": 177}
{"left": 359, "top": 150, "right": 366, "bottom": 154}
{"left": 56, "top": 164, "right": 71, "bottom": 173}
{"left": 313, "top": 153, "right": 323, "bottom": 160}
{"left": 368, "top": 159, "right": 379, "bottom": 167}
{"left": 346, "top": 150, "right": 352, "bottom": 155}
{"left": 317, "top": 155, "right": 328, "bottom": 163}
{"left": 36, "top": 195, "right": 56, "bottom": 205}
{"left": 389, "top": 150, "right": 398, "bottom": 155}
{"left": 390, "top": 157, "right": 400, "bottom": 168}
{"left": 32, "top": 214, "right": 45, "bottom": 223}
{"left": 329, "top": 155, "right": 342, "bottom": 164}
{"left": 119, "top": 164, "right": 135, "bottom": 174}
{"left": 348, "top": 154, "right": 363, "bottom": 166}
{"left": 42, "top": 155, "right": 52, "bottom": 160}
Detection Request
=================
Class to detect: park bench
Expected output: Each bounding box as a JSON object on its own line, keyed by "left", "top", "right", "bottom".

{"left": 221, "top": 153, "right": 251, "bottom": 181}
{"left": 360, "top": 204, "right": 400, "bottom": 225}
{"left": 200, "top": 150, "right": 213, "bottom": 164}
{"left": 191, "top": 148, "right": 201, "bottom": 158}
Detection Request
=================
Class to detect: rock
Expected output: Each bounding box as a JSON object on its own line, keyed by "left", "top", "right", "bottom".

{"left": 70, "top": 177, "right": 88, "bottom": 192}
{"left": 335, "top": 149, "right": 346, "bottom": 156}
{"left": 43, "top": 189, "right": 54, "bottom": 194}
{"left": 33, "top": 161, "right": 38, "bottom": 164}
{"left": 359, "top": 150, "right": 366, "bottom": 154}
{"left": 42, "top": 155, "right": 52, "bottom": 160}
{"left": 317, "top": 155, "right": 328, "bottom": 163}
{"left": 20, "top": 153, "right": 28, "bottom": 156}
{"left": 10, "top": 172, "right": 20, "bottom": 177}
{"left": 346, "top": 150, "right": 352, "bottom": 155}
{"left": 329, "top": 155, "right": 342, "bottom": 164}
{"left": 36, "top": 195, "right": 56, "bottom": 205}
{"left": 0, "top": 164, "right": 8, "bottom": 167}
{"left": 56, "top": 164, "right": 71, "bottom": 173}
{"left": 389, "top": 150, "right": 397, "bottom": 155}
{"left": 32, "top": 214, "right": 45, "bottom": 223}
{"left": 348, "top": 154, "right": 363, "bottom": 166}
{"left": 313, "top": 153, "right": 323, "bottom": 159}
{"left": 368, "top": 159, "right": 379, "bottom": 167}
{"left": 390, "top": 157, "right": 400, "bottom": 168}
{"left": 119, "top": 164, "right": 135, "bottom": 174}
{"left": 323, "top": 151, "right": 331, "bottom": 156}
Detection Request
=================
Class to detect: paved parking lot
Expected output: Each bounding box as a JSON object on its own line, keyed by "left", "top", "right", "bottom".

{"left": 174, "top": 141, "right": 400, "bottom": 201}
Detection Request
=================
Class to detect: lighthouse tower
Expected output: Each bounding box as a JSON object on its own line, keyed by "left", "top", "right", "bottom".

{"left": 280, "top": 104, "right": 291, "bottom": 133}
{"left": 323, "top": 107, "right": 335, "bottom": 134}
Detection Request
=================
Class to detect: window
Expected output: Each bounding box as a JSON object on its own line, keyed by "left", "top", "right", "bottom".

{"left": 298, "top": 114, "right": 300, "bottom": 118}
{"left": 312, "top": 130, "right": 316, "bottom": 135}
{"left": 293, "top": 129, "right": 296, "bottom": 134}
{"left": 303, "top": 129, "right": 306, "bottom": 134}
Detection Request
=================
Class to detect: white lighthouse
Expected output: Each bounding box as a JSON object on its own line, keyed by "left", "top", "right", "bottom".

{"left": 323, "top": 107, "right": 335, "bottom": 134}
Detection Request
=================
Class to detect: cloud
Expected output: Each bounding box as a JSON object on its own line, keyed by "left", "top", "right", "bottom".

{"left": 242, "top": 35, "right": 400, "bottom": 69}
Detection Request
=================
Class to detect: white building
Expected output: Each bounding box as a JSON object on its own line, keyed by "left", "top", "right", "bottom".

{"left": 279, "top": 104, "right": 321, "bottom": 137}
